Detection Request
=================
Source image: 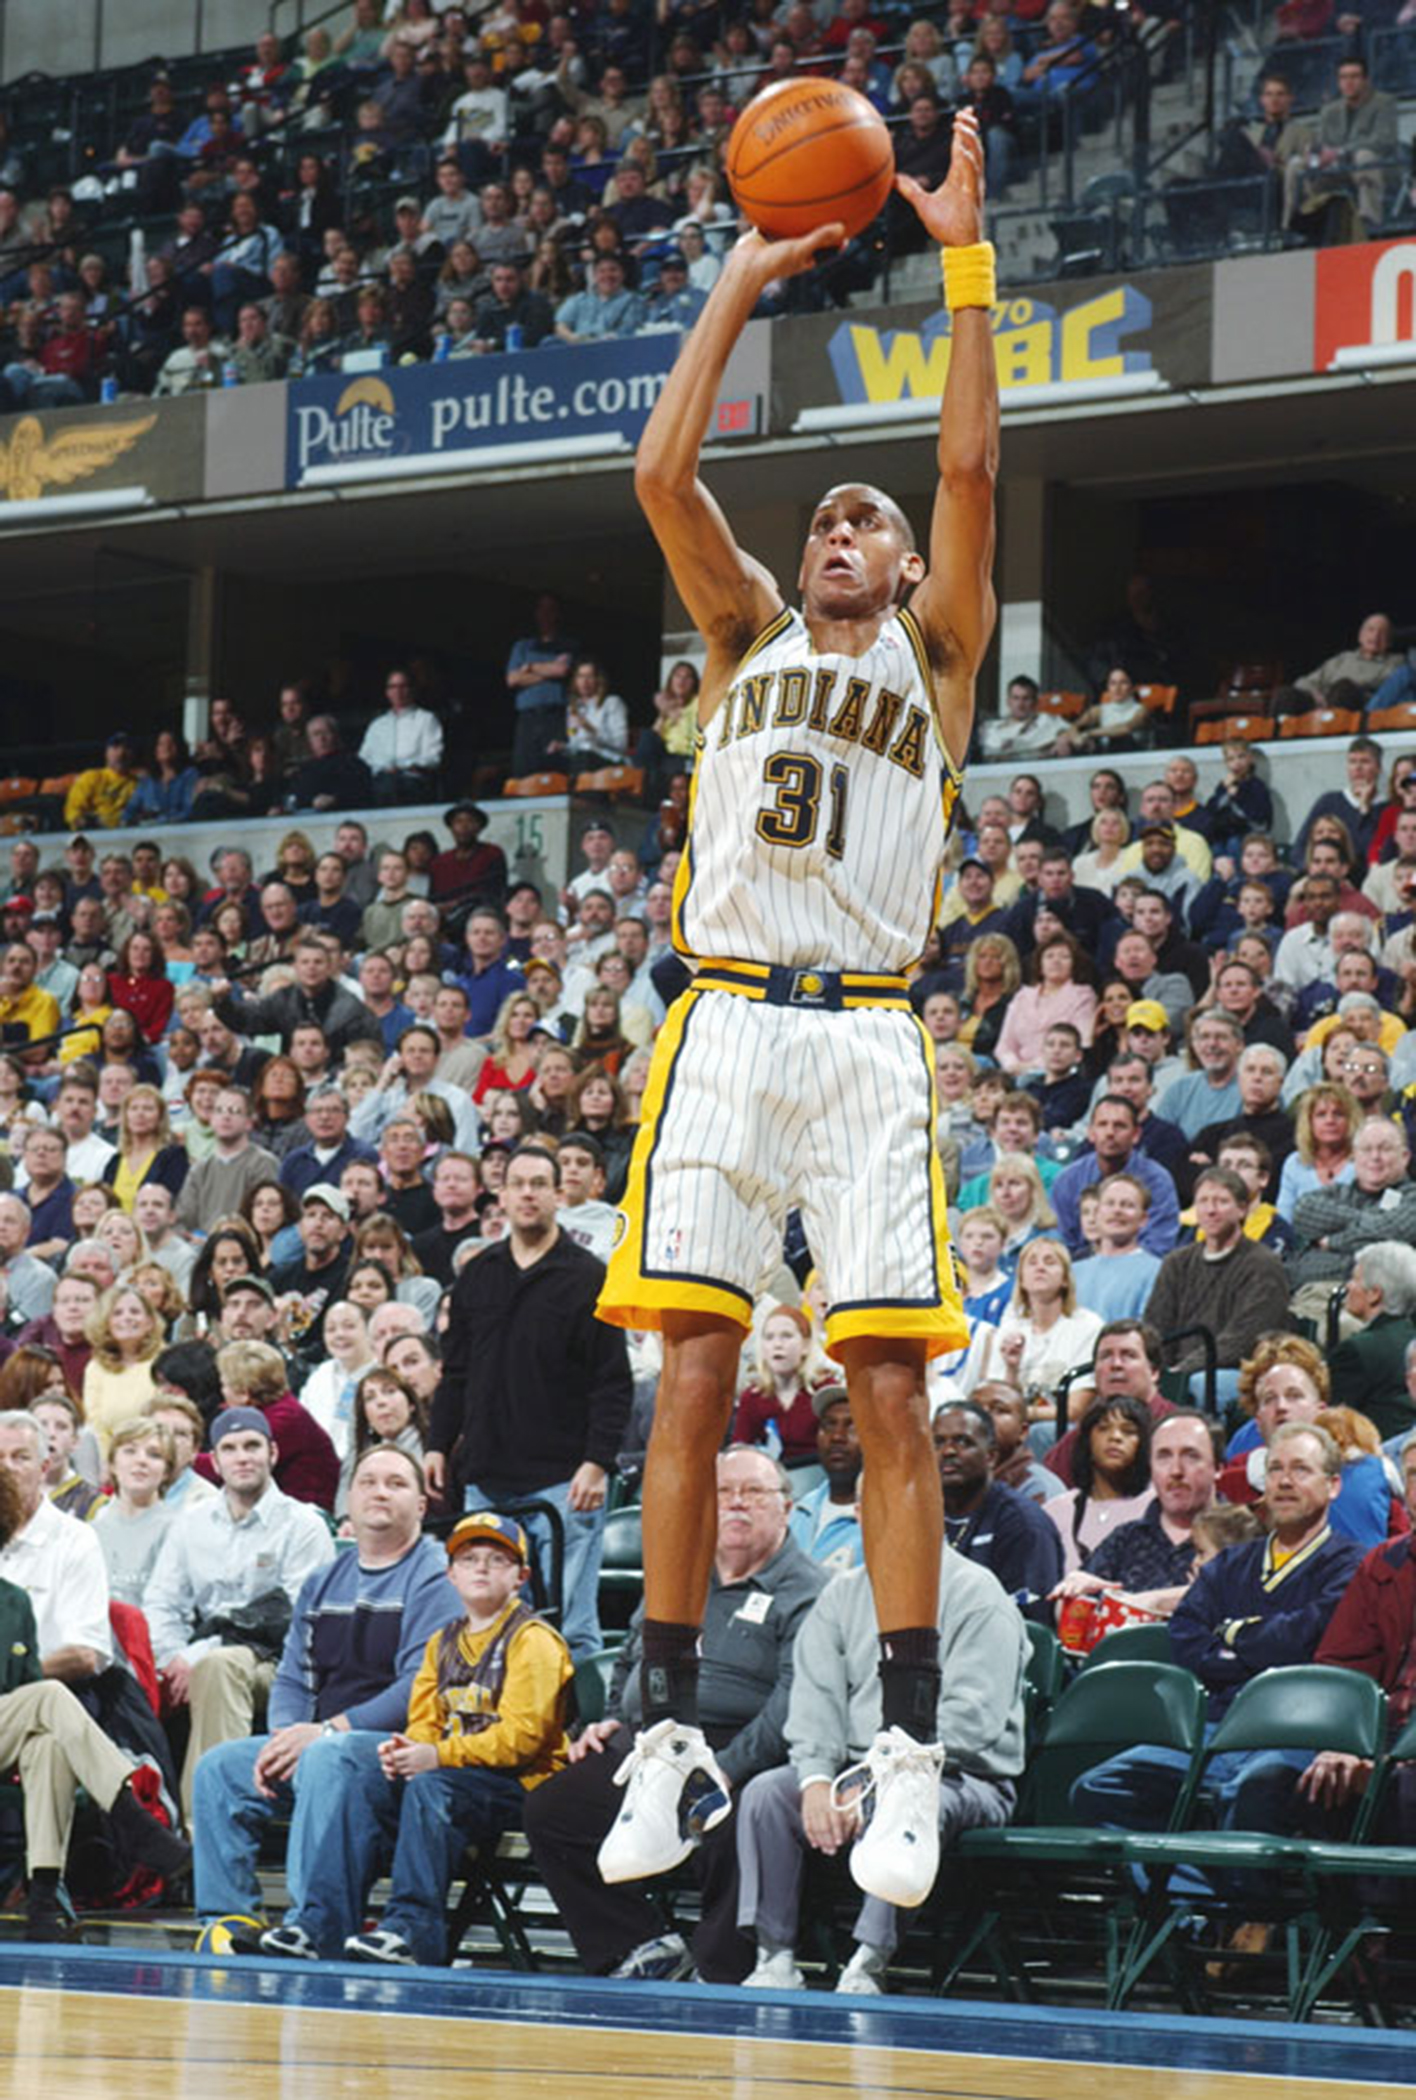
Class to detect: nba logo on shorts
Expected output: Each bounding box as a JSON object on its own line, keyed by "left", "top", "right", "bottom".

{"left": 663, "top": 1227, "right": 684, "bottom": 1264}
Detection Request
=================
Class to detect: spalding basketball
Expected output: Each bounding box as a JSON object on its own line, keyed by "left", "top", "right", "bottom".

{"left": 726, "top": 78, "right": 896, "bottom": 244}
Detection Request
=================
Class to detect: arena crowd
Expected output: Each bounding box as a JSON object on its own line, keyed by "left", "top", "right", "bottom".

{"left": 3, "top": 633, "right": 1416, "bottom": 1985}
{"left": 0, "top": 0, "right": 1407, "bottom": 409}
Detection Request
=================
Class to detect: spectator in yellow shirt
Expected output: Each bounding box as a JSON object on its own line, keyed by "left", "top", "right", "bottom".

{"left": 345, "top": 1510, "right": 572, "bottom": 1966}
{"left": 0, "top": 942, "right": 61, "bottom": 1054}
{"left": 63, "top": 734, "right": 140, "bottom": 831}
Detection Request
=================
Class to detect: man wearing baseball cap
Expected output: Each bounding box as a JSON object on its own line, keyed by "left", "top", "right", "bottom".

{"left": 345, "top": 1510, "right": 573, "bottom": 1966}
{"left": 269, "top": 1183, "right": 353, "bottom": 1334}
{"left": 147, "top": 1404, "right": 334, "bottom": 1816}
{"left": 787, "top": 1384, "right": 864, "bottom": 1573}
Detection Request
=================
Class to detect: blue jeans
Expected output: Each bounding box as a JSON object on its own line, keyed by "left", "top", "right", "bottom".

{"left": 193, "top": 1728, "right": 397, "bottom": 1954}
{"left": 463, "top": 1478, "right": 607, "bottom": 1662}
{"left": 378, "top": 1766, "right": 526, "bottom": 1965}
{"left": 1367, "top": 663, "right": 1416, "bottom": 715}
{"left": 1072, "top": 1736, "right": 1316, "bottom": 1901}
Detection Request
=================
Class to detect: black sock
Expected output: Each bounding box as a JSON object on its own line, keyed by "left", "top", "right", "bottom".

{"left": 28, "top": 1867, "right": 59, "bottom": 1895}
{"left": 878, "top": 1627, "right": 941, "bottom": 1740}
{"left": 640, "top": 1619, "right": 701, "bottom": 1728}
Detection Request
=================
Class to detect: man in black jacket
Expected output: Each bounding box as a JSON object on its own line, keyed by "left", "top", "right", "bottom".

{"left": 211, "top": 933, "right": 383, "bottom": 1062}
{"left": 425, "top": 1142, "right": 631, "bottom": 1660}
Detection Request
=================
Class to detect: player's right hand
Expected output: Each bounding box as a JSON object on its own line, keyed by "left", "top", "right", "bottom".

{"left": 729, "top": 220, "right": 848, "bottom": 287}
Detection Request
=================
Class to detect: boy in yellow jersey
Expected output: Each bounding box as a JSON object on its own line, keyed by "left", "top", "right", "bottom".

{"left": 595, "top": 112, "right": 999, "bottom": 1909}
{"left": 345, "top": 1512, "right": 572, "bottom": 1967}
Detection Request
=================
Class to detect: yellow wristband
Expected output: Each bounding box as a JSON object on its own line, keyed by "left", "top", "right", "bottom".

{"left": 941, "top": 241, "right": 996, "bottom": 312}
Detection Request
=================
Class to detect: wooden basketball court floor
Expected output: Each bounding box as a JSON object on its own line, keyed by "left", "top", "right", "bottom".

{"left": 2, "top": 1948, "right": 1415, "bottom": 2100}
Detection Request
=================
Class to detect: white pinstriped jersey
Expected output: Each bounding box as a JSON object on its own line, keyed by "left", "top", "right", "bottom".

{"left": 672, "top": 604, "right": 963, "bottom": 975}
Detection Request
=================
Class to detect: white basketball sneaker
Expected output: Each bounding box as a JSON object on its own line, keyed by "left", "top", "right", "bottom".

{"left": 835, "top": 1726, "right": 944, "bottom": 1908}
{"left": 597, "top": 1718, "right": 732, "bottom": 1883}
{"left": 743, "top": 1945, "right": 806, "bottom": 1991}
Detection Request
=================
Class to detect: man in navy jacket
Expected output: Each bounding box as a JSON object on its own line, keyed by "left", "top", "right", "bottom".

{"left": 1072, "top": 1421, "right": 1363, "bottom": 1857}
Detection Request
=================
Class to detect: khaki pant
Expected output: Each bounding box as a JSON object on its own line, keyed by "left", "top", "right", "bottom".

{"left": 0, "top": 1680, "right": 133, "bottom": 1872}
{"left": 182, "top": 1646, "right": 276, "bottom": 1823}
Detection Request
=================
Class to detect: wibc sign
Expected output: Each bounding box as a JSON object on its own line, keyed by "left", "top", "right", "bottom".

{"left": 286, "top": 335, "right": 760, "bottom": 482}
{"left": 1314, "top": 238, "right": 1416, "bottom": 369}
{"left": 827, "top": 283, "right": 1157, "bottom": 404}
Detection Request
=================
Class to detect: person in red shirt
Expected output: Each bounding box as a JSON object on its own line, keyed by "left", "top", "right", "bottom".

{"left": 429, "top": 801, "right": 507, "bottom": 914}
{"left": 40, "top": 290, "right": 98, "bottom": 391}
{"left": 822, "top": 0, "right": 892, "bottom": 51}
{"left": 107, "top": 929, "right": 175, "bottom": 1044}
{"left": 732, "top": 1304, "right": 834, "bottom": 1465}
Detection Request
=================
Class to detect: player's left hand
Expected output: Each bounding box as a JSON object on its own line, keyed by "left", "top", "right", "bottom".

{"left": 896, "top": 108, "right": 986, "bottom": 248}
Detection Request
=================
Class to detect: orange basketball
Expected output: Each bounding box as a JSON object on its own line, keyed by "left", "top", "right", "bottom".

{"left": 726, "top": 77, "right": 896, "bottom": 244}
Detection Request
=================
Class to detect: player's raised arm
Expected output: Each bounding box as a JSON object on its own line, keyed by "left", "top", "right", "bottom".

{"left": 635, "top": 222, "right": 844, "bottom": 680}
{"left": 895, "top": 110, "right": 999, "bottom": 772}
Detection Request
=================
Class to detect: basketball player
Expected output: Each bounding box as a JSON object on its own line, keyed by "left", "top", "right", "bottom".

{"left": 595, "top": 112, "right": 998, "bottom": 1909}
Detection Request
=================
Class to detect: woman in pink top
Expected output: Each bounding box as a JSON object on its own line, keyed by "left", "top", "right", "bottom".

{"left": 994, "top": 930, "right": 1098, "bottom": 1075}
{"left": 1043, "top": 1396, "right": 1156, "bottom": 1576}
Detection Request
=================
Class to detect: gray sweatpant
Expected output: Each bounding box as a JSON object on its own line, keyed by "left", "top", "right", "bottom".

{"left": 736, "top": 1762, "right": 1015, "bottom": 1955}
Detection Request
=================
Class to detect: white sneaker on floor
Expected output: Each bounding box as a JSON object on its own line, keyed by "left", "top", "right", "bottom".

{"left": 597, "top": 1718, "right": 732, "bottom": 1884}
{"left": 743, "top": 1946, "right": 805, "bottom": 1991}
{"left": 836, "top": 1726, "right": 944, "bottom": 1908}
{"left": 835, "top": 1943, "right": 887, "bottom": 1995}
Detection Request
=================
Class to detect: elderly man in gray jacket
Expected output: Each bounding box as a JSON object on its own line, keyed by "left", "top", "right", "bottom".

{"left": 735, "top": 1541, "right": 1027, "bottom": 1994}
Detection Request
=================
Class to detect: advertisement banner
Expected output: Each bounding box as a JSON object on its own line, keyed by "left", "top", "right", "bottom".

{"left": 0, "top": 391, "right": 205, "bottom": 510}
{"left": 773, "top": 263, "right": 1213, "bottom": 424}
{"left": 285, "top": 332, "right": 765, "bottom": 484}
{"left": 1313, "top": 236, "right": 1416, "bottom": 370}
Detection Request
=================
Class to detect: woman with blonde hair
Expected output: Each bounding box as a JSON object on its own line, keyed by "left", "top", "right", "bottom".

{"left": 95, "top": 1208, "right": 151, "bottom": 1279}
{"left": 127, "top": 1258, "right": 186, "bottom": 1335}
{"left": 959, "top": 931, "right": 1021, "bottom": 1058}
{"left": 472, "top": 991, "right": 541, "bottom": 1105}
{"left": 299, "top": 1299, "right": 377, "bottom": 1460}
{"left": 904, "top": 15, "right": 953, "bottom": 85}
{"left": 997, "top": 1238, "right": 1103, "bottom": 1420}
{"left": 572, "top": 988, "right": 635, "bottom": 1077}
{"left": 101, "top": 1083, "right": 188, "bottom": 1211}
{"left": 1276, "top": 1081, "right": 1360, "bottom": 1221}
{"left": 83, "top": 1283, "right": 164, "bottom": 1457}
{"left": 987, "top": 1150, "right": 1058, "bottom": 1267}
{"left": 90, "top": 1416, "right": 177, "bottom": 1607}
{"left": 732, "top": 1301, "right": 833, "bottom": 1464}
{"left": 1073, "top": 807, "right": 1132, "bottom": 894}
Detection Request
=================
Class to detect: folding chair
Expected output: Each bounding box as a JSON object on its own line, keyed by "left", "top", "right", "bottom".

{"left": 940, "top": 1662, "right": 1207, "bottom": 2003}
{"left": 1277, "top": 709, "right": 1362, "bottom": 740}
{"left": 1114, "top": 1664, "right": 1386, "bottom": 2014}
{"left": 1080, "top": 1622, "right": 1174, "bottom": 1670}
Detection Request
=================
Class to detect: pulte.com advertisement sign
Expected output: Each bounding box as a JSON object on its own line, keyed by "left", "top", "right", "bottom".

{"left": 285, "top": 335, "right": 731, "bottom": 483}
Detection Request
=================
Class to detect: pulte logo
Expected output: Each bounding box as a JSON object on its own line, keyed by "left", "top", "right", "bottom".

{"left": 826, "top": 284, "right": 1155, "bottom": 404}
{"left": 294, "top": 375, "right": 398, "bottom": 468}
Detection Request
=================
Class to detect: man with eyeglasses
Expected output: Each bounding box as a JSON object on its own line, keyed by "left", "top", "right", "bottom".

{"left": 523, "top": 1446, "right": 826, "bottom": 1983}
{"left": 357, "top": 667, "right": 445, "bottom": 805}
